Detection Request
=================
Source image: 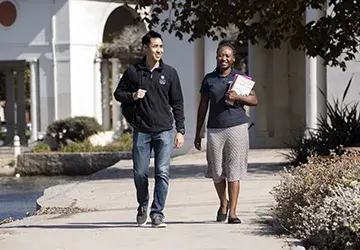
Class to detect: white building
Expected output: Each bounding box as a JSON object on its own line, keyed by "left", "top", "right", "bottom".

{"left": 0, "top": 0, "right": 359, "bottom": 153}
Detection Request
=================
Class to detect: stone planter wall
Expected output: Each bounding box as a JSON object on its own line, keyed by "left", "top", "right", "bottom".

{"left": 16, "top": 152, "right": 132, "bottom": 176}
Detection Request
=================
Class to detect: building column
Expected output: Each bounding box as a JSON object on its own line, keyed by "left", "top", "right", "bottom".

{"left": 110, "top": 58, "right": 120, "bottom": 131}
{"left": 5, "top": 70, "right": 15, "bottom": 145}
{"left": 201, "top": 37, "right": 217, "bottom": 138}
{"left": 248, "top": 43, "right": 271, "bottom": 147}
{"left": 204, "top": 37, "right": 217, "bottom": 74}
{"left": 94, "top": 58, "right": 102, "bottom": 125}
{"left": 101, "top": 60, "right": 111, "bottom": 130}
{"left": 29, "top": 59, "right": 39, "bottom": 142}
{"left": 305, "top": 7, "right": 327, "bottom": 134}
{"left": 16, "top": 67, "right": 27, "bottom": 145}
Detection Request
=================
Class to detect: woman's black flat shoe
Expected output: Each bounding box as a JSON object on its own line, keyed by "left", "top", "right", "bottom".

{"left": 228, "top": 216, "right": 242, "bottom": 224}
{"left": 216, "top": 210, "right": 228, "bottom": 222}
{"left": 216, "top": 203, "right": 229, "bottom": 222}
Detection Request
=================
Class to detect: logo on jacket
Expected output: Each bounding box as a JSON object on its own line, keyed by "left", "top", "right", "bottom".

{"left": 159, "top": 75, "right": 166, "bottom": 85}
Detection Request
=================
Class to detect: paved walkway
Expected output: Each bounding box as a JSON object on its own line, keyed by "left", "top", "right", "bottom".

{"left": 0, "top": 149, "right": 301, "bottom": 250}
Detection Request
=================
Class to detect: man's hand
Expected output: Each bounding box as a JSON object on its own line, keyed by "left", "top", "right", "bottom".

{"left": 194, "top": 135, "right": 201, "bottom": 151}
{"left": 174, "top": 133, "right": 185, "bottom": 148}
{"left": 133, "top": 89, "right": 147, "bottom": 100}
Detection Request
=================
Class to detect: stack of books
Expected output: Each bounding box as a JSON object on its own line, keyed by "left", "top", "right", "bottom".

{"left": 226, "top": 74, "right": 255, "bottom": 106}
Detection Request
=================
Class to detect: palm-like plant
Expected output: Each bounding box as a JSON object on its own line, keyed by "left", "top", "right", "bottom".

{"left": 287, "top": 75, "right": 360, "bottom": 165}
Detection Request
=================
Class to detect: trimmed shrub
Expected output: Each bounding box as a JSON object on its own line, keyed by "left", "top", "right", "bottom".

{"left": 61, "top": 140, "right": 93, "bottom": 153}
{"left": 61, "top": 133, "right": 132, "bottom": 153}
{"left": 31, "top": 142, "right": 51, "bottom": 153}
{"left": 99, "top": 132, "right": 133, "bottom": 152}
{"left": 46, "top": 116, "right": 103, "bottom": 149}
{"left": 298, "top": 185, "right": 360, "bottom": 250}
{"left": 272, "top": 150, "right": 360, "bottom": 249}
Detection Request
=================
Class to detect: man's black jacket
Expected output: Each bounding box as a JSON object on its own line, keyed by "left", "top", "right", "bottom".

{"left": 113, "top": 58, "right": 185, "bottom": 133}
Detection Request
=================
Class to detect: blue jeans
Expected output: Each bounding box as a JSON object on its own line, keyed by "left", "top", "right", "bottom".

{"left": 132, "top": 130, "right": 173, "bottom": 217}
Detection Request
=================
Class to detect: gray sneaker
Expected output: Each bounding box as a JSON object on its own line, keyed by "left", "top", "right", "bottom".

{"left": 151, "top": 214, "right": 167, "bottom": 228}
{"left": 136, "top": 206, "right": 148, "bottom": 226}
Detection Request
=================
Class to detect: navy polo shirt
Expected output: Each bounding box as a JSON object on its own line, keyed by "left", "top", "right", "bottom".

{"left": 200, "top": 68, "right": 249, "bottom": 128}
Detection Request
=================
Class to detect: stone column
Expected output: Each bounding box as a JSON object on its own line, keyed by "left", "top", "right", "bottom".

{"left": 305, "top": 7, "right": 327, "bottom": 134}
{"left": 317, "top": 57, "right": 327, "bottom": 121}
{"left": 110, "top": 58, "right": 120, "bottom": 131}
{"left": 101, "top": 60, "right": 111, "bottom": 131}
{"left": 5, "top": 70, "right": 15, "bottom": 145}
{"left": 29, "top": 59, "right": 39, "bottom": 142}
{"left": 16, "top": 67, "right": 27, "bottom": 145}
{"left": 94, "top": 58, "right": 102, "bottom": 125}
{"left": 248, "top": 43, "right": 271, "bottom": 147}
{"left": 204, "top": 37, "right": 217, "bottom": 75}
{"left": 202, "top": 37, "right": 217, "bottom": 138}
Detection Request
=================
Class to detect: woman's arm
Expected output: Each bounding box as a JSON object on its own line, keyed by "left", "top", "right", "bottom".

{"left": 226, "top": 90, "right": 258, "bottom": 106}
{"left": 195, "top": 92, "right": 210, "bottom": 137}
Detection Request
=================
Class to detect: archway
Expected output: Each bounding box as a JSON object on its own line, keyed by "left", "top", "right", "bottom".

{"left": 99, "top": 5, "right": 147, "bottom": 132}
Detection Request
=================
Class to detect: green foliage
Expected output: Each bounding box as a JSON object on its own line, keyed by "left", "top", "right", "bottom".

{"left": 272, "top": 151, "right": 360, "bottom": 249}
{"left": 61, "top": 133, "right": 133, "bottom": 153}
{"left": 100, "top": 24, "right": 147, "bottom": 65}
{"left": 287, "top": 76, "right": 360, "bottom": 165}
{"left": 298, "top": 185, "right": 360, "bottom": 250}
{"left": 31, "top": 142, "right": 51, "bottom": 153}
{"left": 62, "top": 140, "right": 94, "bottom": 153}
{"left": 134, "top": 0, "right": 360, "bottom": 70}
{"left": 46, "top": 116, "right": 103, "bottom": 149}
{"left": 32, "top": 133, "right": 132, "bottom": 153}
{"left": 0, "top": 131, "right": 5, "bottom": 142}
{"left": 99, "top": 132, "right": 133, "bottom": 152}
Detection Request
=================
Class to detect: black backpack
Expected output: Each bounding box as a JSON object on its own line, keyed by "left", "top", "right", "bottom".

{"left": 121, "top": 70, "right": 143, "bottom": 125}
{"left": 121, "top": 102, "right": 135, "bottom": 124}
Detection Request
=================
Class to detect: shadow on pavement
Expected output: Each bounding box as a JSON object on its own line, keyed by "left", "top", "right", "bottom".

{"left": 88, "top": 163, "right": 287, "bottom": 181}
{"left": 1, "top": 219, "right": 280, "bottom": 237}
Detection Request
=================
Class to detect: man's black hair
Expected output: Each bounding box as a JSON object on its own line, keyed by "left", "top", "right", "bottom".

{"left": 141, "top": 30, "right": 163, "bottom": 46}
{"left": 216, "top": 40, "right": 236, "bottom": 55}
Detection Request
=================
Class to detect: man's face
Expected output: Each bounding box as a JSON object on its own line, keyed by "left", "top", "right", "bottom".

{"left": 145, "top": 38, "right": 163, "bottom": 62}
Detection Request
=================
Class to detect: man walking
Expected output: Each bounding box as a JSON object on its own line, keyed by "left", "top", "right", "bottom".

{"left": 114, "top": 30, "right": 185, "bottom": 228}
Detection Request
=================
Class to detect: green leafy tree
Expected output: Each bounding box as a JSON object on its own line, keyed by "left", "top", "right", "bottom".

{"left": 133, "top": 0, "right": 360, "bottom": 70}
{"left": 99, "top": 24, "right": 147, "bottom": 68}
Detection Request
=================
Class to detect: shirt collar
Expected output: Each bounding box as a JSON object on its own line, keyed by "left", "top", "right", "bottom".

{"left": 215, "top": 67, "right": 236, "bottom": 78}
{"left": 138, "top": 56, "right": 164, "bottom": 71}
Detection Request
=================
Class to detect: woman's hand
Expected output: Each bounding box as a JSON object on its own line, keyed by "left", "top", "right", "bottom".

{"left": 226, "top": 90, "right": 258, "bottom": 106}
{"left": 225, "top": 90, "right": 239, "bottom": 101}
{"left": 194, "top": 135, "right": 202, "bottom": 151}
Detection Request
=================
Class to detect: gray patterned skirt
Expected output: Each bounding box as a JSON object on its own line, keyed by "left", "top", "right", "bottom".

{"left": 205, "top": 123, "right": 249, "bottom": 183}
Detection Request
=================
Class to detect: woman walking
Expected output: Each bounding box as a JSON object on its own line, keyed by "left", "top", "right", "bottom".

{"left": 194, "top": 40, "right": 258, "bottom": 224}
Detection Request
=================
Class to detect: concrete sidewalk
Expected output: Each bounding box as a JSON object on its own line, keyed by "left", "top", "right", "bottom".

{"left": 0, "top": 149, "right": 300, "bottom": 250}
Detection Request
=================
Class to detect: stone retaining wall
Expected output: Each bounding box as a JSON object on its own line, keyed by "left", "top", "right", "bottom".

{"left": 16, "top": 152, "right": 132, "bottom": 176}
{"left": 0, "top": 154, "right": 13, "bottom": 167}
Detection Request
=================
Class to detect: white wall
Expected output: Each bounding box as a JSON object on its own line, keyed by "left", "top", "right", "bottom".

{"left": 327, "top": 53, "right": 360, "bottom": 104}
{"left": 249, "top": 43, "right": 306, "bottom": 148}
{"left": 0, "top": 0, "right": 70, "bottom": 130}
{"left": 68, "top": 1, "right": 150, "bottom": 118}
{"left": 68, "top": 0, "right": 119, "bottom": 118}
{"left": 157, "top": 32, "right": 201, "bottom": 155}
